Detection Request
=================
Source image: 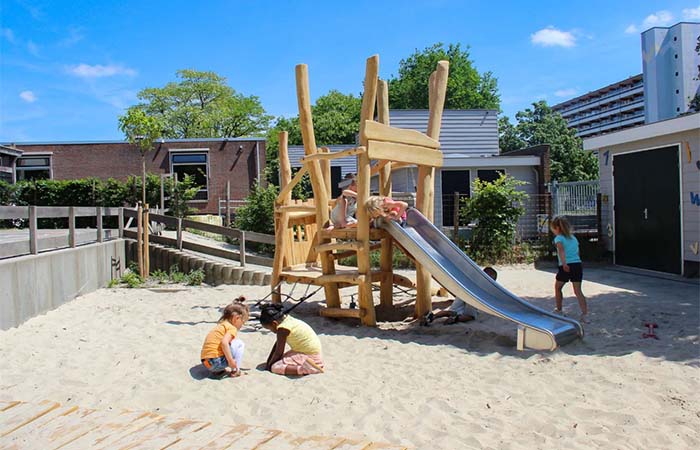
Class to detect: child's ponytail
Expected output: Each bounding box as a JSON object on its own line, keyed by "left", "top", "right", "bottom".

{"left": 219, "top": 296, "right": 249, "bottom": 322}
{"left": 259, "top": 303, "right": 286, "bottom": 325}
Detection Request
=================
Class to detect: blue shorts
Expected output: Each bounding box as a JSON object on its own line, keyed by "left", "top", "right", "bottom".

{"left": 202, "top": 356, "right": 228, "bottom": 372}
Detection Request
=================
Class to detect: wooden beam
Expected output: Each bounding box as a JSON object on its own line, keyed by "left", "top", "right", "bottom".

{"left": 376, "top": 79, "right": 393, "bottom": 198}
{"left": 370, "top": 160, "right": 389, "bottom": 176}
{"left": 319, "top": 147, "right": 331, "bottom": 201}
{"left": 359, "top": 55, "right": 379, "bottom": 145}
{"left": 271, "top": 210, "right": 289, "bottom": 303}
{"left": 276, "top": 166, "right": 307, "bottom": 205}
{"left": 277, "top": 205, "right": 316, "bottom": 213}
{"left": 356, "top": 147, "right": 376, "bottom": 326}
{"left": 315, "top": 241, "right": 360, "bottom": 253}
{"left": 278, "top": 131, "right": 292, "bottom": 205}
{"left": 319, "top": 307, "right": 362, "bottom": 319}
{"left": 330, "top": 242, "right": 381, "bottom": 261}
{"left": 300, "top": 146, "right": 364, "bottom": 163}
{"left": 364, "top": 120, "right": 439, "bottom": 149}
{"left": 28, "top": 206, "right": 37, "bottom": 255}
{"left": 366, "top": 141, "right": 443, "bottom": 167}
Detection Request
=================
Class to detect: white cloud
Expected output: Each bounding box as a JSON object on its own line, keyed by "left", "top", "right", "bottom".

{"left": 531, "top": 27, "right": 576, "bottom": 48}
{"left": 58, "top": 27, "right": 84, "bottom": 47}
{"left": 555, "top": 88, "right": 578, "bottom": 97}
{"left": 642, "top": 10, "right": 674, "bottom": 28}
{"left": 27, "top": 40, "right": 39, "bottom": 56}
{"left": 1, "top": 27, "right": 16, "bottom": 43}
{"left": 67, "top": 63, "right": 137, "bottom": 78}
{"left": 683, "top": 5, "right": 700, "bottom": 20}
{"left": 624, "top": 24, "right": 639, "bottom": 34}
{"left": 19, "top": 91, "right": 37, "bottom": 103}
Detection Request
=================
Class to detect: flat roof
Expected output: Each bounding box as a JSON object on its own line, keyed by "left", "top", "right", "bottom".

{"left": 2, "top": 137, "right": 265, "bottom": 146}
{"left": 583, "top": 113, "right": 700, "bottom": 150}
{"left": 442, "top": 154, "right": 540, "bottom": 168}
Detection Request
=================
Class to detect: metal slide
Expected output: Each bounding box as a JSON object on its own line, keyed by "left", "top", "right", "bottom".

{"left": 381, "top": 209, "right": 583, "bottom": 351}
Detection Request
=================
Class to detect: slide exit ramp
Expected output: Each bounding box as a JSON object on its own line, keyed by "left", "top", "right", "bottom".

{"left": 381, "top": 209, "right": 583, "bottom": 351}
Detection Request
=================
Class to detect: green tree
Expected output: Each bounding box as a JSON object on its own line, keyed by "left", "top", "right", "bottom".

{"left": 388, "top": 43, "right": 500, "bottom": 110}
{"left": 459, "top": 174, "right": 528, "bottom": 263}
{"left": 265, "top": 90, "right": 362, "bottom": 185}
{"left": 499, "top": 101, "right": 597, "bottom": 181}
{"left": 118, "top": 109, "right": 163, "bottom": 205}
{"left": 126, "top": 69, "right": 271, "bottom": 139}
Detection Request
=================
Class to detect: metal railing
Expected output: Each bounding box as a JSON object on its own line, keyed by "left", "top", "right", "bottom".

{"left": 550, "top": 181, "right": 599, "bottom": 217}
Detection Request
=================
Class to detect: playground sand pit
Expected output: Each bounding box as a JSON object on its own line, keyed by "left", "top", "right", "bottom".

{"left": 1, "top": 266, "right": 698, "bottom": 449}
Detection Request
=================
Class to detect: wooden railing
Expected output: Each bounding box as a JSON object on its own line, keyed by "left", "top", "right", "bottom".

{"left": 122, "top": 208, "right": 275, "bottom": 267}
{"left": 0, "top": 206, "right": 123, "bottom": 258}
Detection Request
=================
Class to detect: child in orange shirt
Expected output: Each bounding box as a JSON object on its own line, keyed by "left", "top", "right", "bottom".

{"left": 200, "top": 297, "right": 249, "bottom": 378}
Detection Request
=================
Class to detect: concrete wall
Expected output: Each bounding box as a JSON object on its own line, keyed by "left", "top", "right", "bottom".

{"left": 0, "top": 240, "right": 125, "bottom": 330}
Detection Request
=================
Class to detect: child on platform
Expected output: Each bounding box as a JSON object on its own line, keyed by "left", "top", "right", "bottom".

{"left": 550, "top": 216, "right": 589, "bottom": 323}
{"left": 260, "top": 303, "right": 324, "bottom": 376}
{"left": 200, "top": 296, "right": 248, "bottom": 378}
{"left": 423, "top": 267, "right": 498, "bottom": 325}
{"left": 365, "top": 195, "right": 408, "bottom": 224}
{"left": 329, "top": 174, "right": 358, "bottom": 229}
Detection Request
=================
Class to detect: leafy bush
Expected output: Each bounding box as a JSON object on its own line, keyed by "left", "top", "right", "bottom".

{"left": 151, "top": 269, "right": 170, "bottom": 284}
{"left": 120, "top": 271, "right": 144, "bottom": 288}
{"left": 339, "top": 247, "right": 415, "bottom": 269}
{"left": 185, "top": 269, "right": 205, "bottom": 286}
{"left": 169, "top": 265, "right": 187, "bottom": 283}
{"left": 233, "top": 182, "right": 278, "bottom": 235}
{"left": 459, "top": 174, "right": 528, "bottom": 264}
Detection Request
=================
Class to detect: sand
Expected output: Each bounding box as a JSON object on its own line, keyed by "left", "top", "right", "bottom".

{"left": 1, "top": 265, "right": 698, "bottom": 449}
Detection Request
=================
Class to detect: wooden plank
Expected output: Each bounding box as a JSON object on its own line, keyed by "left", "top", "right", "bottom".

{"left": 364, "top": 121, "right": 439, "bottom": 149}
{"left": 319, "top": 147, "right": 332, "bottom": 199}
{"left": 96, "top": 206, "right": 103, "bottom": 243}
{"left": 206, "top": 424, "right": 281, "bottom": 450}
{"left": 105, "top": 416, "right": 207, "bottom": 449}
{"left": 358, "top": 55, "right": 379, "bottom": 145}
{"left": 1, "top": 406, "right": 102, "bottom": 449}
{"left": 271, "top": 211, "right": 289, "bottom": 303}
{"left": 28, "top": 206, "right": 37, "bottom": 255}
{"left": 300, "top": 146, "right": 364, "bottom": 163}
{"left": 0, "top": 401, "right": 21, "bottom": 412}
{"left": 315, "top": 241, "right": 360, "bottom": 253}
{"left": 74, "top": 206, "right": 100, "bottom": 217}
{"left": 60, "top": 411, "right": 161, "bottom": 449}
{"left": 377, "top": 79, "right": 393, "bottom": 198}
{"left": 279, "top": 131, "right": 292, "bottom": 205}
{"left": 366, "top": 141, "right": 442, "bottom": 168}
{"left": 380, "top": 236, "right": 393, "bottom": 308}
{"left": 370, "top": 160, "right": 389, "bottom": 176}
{"left": 0, "top": 400, "right": 61, "bottom": 437}
{"left": 69, "top": 206, "right": 76, "bottom": 248}
{"left": 148, "top": 212, "right": 179, "bottom": 228}
{"left": 176, "top": 218, "right": 183, "bottom": 250}
{"left": 118, "top": 207, "right": 124, "bottom": 238}
{"left": 276, "top": 166, "right": 308, "bottom": 205}
{"left": 102, "top": 207, "right": 121, "bottom": 217}
{"left": 244, "top": 230, "right": 276, "bottom": 245}
{"left": 181, "top": 218, "right": 241, "bottom": 239}
{"left": 0, "top": 206, "right": 28, "bottom": 220}
{"left": 239, "top": 230, "right": 246, "bottom": 267}
{"left": 319, "top": 307, "right": 361, "bottom": 319}
{"left": 160, "top": 423, "right": 243, "bottom": 449}
{"left": 277, "top": 205, "right": 316, "bottom": 213}
{"left": 123, "top": 208, "right": 138, "bottom": 219}
{"left": 35, "top": 206, "right": 69, "bottom": 218}
{"left": 318, "top": 228, "right": 387, "bottom": 240}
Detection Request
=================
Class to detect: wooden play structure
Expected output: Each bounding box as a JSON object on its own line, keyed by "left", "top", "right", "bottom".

{"left": 271, "top": 55, "right": 449, "bottom": 326}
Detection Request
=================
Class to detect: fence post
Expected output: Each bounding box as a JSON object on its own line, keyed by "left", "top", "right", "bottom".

{"left": 69, "top": 206, "right": 76, "bottom": 248}
{"left": 239, "top": 230, "right": 246, "bottom": 267}
{"left": 29, "top": 205, "right": 38, "bottom": 255}
{"left": 118, "top": 207, "right": 124, "bottom": 238}
{"left": 225, "top": 180, "right": 231, "bottom": 227}
{"left": 137, "top": 203, "right": 144, "bottom": 277}
{"left": 453, "top": 191, "right": 459, "bottom": 242}
{"left": 176, "top": 218, "right": 183, "bottom": 250}
{"left": 160, "top": 175, "right": 165, "bottom": 211}
{"left": 596, "top": 192, "right": 603, "bottom": 242}
{"left": 144, "top": 203, "right": 150, "bottom": 276}
{"left": 96, "top": 206, "right": 103, "bottom": 243}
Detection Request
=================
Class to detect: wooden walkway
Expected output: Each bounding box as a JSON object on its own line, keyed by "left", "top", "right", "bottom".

{"left": 0, "top": 400, "right": 409, "bottom": 450}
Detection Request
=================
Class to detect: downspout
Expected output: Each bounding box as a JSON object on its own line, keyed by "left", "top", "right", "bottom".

{"left": 255, "top": 141, "right": 261, "bottom": 185}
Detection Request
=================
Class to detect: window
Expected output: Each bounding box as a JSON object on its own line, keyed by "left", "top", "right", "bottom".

{"left": 170, "top": 151, "right": 208, "bottom": 200}
{"left": 476, "top": 169, "right": 505, "bottom": 183}
{"left": 441, "top": 170, "right": 470, "bottom": 227}
{"left": 16, "top": 156, "right": 51, "bottom": 181}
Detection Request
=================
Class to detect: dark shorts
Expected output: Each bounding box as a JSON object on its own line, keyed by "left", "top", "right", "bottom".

{"left": 556, "top": 263, "right": 583, "bottom": 283}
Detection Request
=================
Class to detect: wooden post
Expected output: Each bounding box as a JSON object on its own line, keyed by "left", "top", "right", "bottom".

{"left": 137, "top": 203, "right": 144, "bottom": 277}
{"left": 176, "top": 218, "right": 183, "bottom": 250}
{"left": 319, "top": 147, "right": 331, "bottom": 200}
{"left": 377, "top": 79, "right": 392, "bottom": 197}
{"left": 239, "top": 230, "right": 246, "bottom": 267}
{"left": 143, "top": 203, "right": 150, "bottom": 276}
{"left": 415, "top": 61, "right": 449, "bottom": 318}
{"left": 225, "top": 180, "right": 231, "bottom": 226}
{"left": 29, "top": 205, "right": 38, "bottom": 255}
{"left": 272, "top": 130, "right": 292, "bottom": 303}
{"left": 356, "top": 55, "right": 379, "bottom": 326}
{"left": 118, "top": 207, "right": 124, "bottom": 238}
{"left": 69, "top": 206, "right": 76, "bottom": 247}
{"left": 296, "top": 63, "right": 339, "bottom": 308}
{"left": 96, "top": 206, "right": 103, "bottom": 243}
{"left": 453, "top": 192, "right": 459, "bottom": 242}
{"left": 160, "top": 175, "right": 165, "bottom": 211}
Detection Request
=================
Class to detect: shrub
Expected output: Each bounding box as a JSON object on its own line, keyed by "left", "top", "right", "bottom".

{"left": 168, "top": 265, "right": 187, "bottom": 283}
{"left": 151, "top": 269, "right": 169, "bottom": 284}
{"left": 185, "top": 269, "right": 205, "bottom": 286}
{"left": 120, "top": 271, "right": 144, "bottom": 288}
{"left": 459, "top": 174, "right": 528, "bottom": 264}
{"left": 234, "top": 182, "right": 278, "bottom": 235}
{"left": 339, "top": 247, "right": 415, "bottom": 269}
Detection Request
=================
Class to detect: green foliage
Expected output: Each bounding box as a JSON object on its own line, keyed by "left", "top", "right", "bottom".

{"left": 339, "top": 248, "right": 415, "bottom": 269}
{"left": 118, "top": 109, "right": 163, "bottom": 157}
{"left": 233, "top": 182, "right": 279, "bottom": 235}
{"left": 459, "top": 174, "right": 528, "bottom": 264}
{"left": 120, "top": 271, "right": 144, "bottom": 288}
{"left": 388, "top": 43, "right": 500, "bottom": 111}
{"left": 0, "top": 174, "right": 197, "bottom": 218}
{"left": 169, "top": 265, "right": 187, "bottom": 283}
{"left": 107, "top": 278, "right": 119, "bottom": 288}
{"left": 151, "top": 269, "right": 170, "bottom": 284}
{"left": 127, "top": 69, "right": 271, "bottom": 139}
{"left": 499, "top": 101, "right": 598, "bottom": 181}
{"left": 265, "top": 91, "right": 361, "bottom": 185}
{"left": 185, "top": 269, "right": 205, "bottom": 286}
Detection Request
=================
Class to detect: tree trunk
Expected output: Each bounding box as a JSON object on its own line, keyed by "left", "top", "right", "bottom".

{"left": 141, "top": 156, "right": 146, "bottom": 206}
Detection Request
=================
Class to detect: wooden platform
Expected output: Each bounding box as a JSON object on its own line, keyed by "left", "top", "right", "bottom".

{"left": 0, "top": 400, "right": 409, "bottom": 450}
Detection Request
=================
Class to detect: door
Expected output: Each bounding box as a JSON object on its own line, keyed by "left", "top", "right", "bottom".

{"left": 613, "top": 146, "right": 681, "bottom": 274}
{"left": 330, "top": 167, "right": 342, "bottom": 198}
{"left": 441, "top": 170, "right": 470, "bottom": 227}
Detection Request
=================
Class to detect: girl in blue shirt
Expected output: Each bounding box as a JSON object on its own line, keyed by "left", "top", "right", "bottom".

{"left": 551, "top": 216, "right": 589, "bottom": 322}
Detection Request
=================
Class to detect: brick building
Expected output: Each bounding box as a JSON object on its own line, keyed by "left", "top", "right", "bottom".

{"left": 2, "top": 138, "right": 265, "bottom": 214}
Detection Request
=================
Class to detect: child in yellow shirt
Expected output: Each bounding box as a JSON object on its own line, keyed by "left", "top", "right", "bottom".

{"left": 260, "top": 303, "right": 324, "bottom": 376}
{"left": 200, "top": 297, "right": 248, "bottom": 378}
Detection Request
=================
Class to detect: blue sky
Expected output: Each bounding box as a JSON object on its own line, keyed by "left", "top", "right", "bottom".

{"left": 1, "top": 0, "right": 698, "bottom": 142}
